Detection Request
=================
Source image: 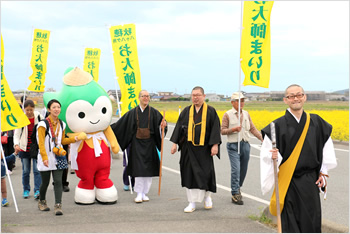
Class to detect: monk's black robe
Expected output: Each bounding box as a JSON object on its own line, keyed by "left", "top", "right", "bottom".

{"left": 170, "top": 104, "right": 221, "bottom": 193}
{"left": 261, "top": 110, "right": 332, "bottom": 233}
{"left": 111, "top": 105, "right": 166, "bottom": 177}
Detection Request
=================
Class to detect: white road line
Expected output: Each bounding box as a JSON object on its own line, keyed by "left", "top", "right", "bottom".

{"left": 251, "top": 144, "right": 262, "bottom": 150}
{"left": 335, "top": 148, "right": 349, "bottom": 152}
{"left": 163, "top": 166, "right": 180, "bottom": 175}
{"left": 162, "top": 166, "right": 270, "bottom": 205}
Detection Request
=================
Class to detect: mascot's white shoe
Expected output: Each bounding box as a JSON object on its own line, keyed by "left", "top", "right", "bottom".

{"left": 96, "top": 186, "right": 118, "bottom": 204}
{"left": 75, "top": 186, "right": 96, "bottom": 204}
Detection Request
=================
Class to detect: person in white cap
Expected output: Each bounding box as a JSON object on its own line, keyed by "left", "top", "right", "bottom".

{"left": 221, "top": 92, "right": 263, "bottom": 205}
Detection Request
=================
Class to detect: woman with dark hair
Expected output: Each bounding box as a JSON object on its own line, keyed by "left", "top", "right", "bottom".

{"left": 37, "top": 99, "right": 80, "bottom": 215}
{"left": 13, "top": 99, "right": 43, "bottom": 200}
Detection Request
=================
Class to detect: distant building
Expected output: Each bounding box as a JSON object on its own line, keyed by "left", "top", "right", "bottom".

{"left": 161, "top": 94, "right": 181, "bottom": 101}
{"left": 107, "top": 90, "right": 121, "bottom": 101}
{"left": 151, "top": 96, "right": 163, "bottom": 102}
{"left": 182, "top": 94, "right": 191, "bottom": 99}
{"left": 305, "top": 91, "right": 326, "bottom": 101}
{"left": 326, "top": 93, "right": 348, "bottom": 101}
{"left": 158, "top": 92, "right": 173, "bottom": 96}
{"left": 205, "top": 93, "right": 221, "bottom": 102}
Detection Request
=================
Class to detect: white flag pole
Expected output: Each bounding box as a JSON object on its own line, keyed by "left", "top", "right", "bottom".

{"left": 105, "top": 24, "right": 122, "bottom": 118}
{"left": 237, "top": 1, "right": 244, "bottom": 154}
{"left": 23, "top": 26, "right": 34, "bottom": 110}
{"left": 1, "top": 147, "right": 19, "bottom": 212}
{"left": 106, "top": 24, "right": 133, "bottom": 194}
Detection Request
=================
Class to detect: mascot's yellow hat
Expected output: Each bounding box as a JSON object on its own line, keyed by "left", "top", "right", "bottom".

{"left": 63, "top": 67, "right": 93, "bottom": 86}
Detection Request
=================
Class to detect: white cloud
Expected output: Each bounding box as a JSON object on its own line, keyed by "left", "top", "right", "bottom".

{"left": 271, "top": 1, "right": 349, "bottom": 56}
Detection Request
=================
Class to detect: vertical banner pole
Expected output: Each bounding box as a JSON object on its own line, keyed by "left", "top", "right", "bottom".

{"left": 23, "top": 26, "right": 34, "bottom": 110}
{"left": 237, "top": 1, "right": 244, "bottom": 154}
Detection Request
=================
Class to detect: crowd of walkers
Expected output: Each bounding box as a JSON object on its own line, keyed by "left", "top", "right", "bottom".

{"left": 1, "top": 97, "right": 71, "bottom": 215}
{"left": 1, "top": 84, "right": 338, "bottom": 233}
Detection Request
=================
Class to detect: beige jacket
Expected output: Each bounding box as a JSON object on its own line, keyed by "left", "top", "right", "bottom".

{"left": 13, "top": 111, "right": 43, "bottom": 151}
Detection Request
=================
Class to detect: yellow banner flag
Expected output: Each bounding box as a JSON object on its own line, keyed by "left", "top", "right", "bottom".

{"left": 1, "top": 35, "right": 30, "bottom": 131}
{"left": 83, "top": 48, "right": 101, "bottom": 82}
{"left": 28, "top": 29, "right": 50, "bottom": 92}
{"left": 241, "top": 1, "right": 273, "bottom": 88}
{"left": 109, "top": 24, "right": 141, "bottom": 115}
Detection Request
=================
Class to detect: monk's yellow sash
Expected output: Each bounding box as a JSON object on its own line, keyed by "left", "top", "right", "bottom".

{"left": 187, "top": 102, "right": 207, "bottom": 146}
{"left": 269, "top": 112, "right": 310, "bottom": 216}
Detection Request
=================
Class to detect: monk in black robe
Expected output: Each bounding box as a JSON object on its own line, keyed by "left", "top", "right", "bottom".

{"left": 260, "top": 84, "right": 337, "bottom": 233}
{"left": 170, "top": 86, "right": 221, "bottom": 213}
{"left": 111, "top": 90, "right": 167, "bottom": 203}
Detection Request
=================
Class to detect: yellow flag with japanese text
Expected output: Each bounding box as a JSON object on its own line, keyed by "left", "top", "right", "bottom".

{"left": 28, "top": 29, "right": 50, "bottom": 92}
{"left": 109, "top": 24, "right": 141, "bottom": 115}
{"left": 241, "top": 1, "right": 273, "bottom": 88}
{"left": 83, "top": 48, "right": 101, "bottom": 82}
{"left": 1, "top": 35, "right": 30, "bottom": 131}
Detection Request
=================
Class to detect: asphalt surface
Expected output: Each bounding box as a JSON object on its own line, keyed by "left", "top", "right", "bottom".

{"left": 1, "top": 120, "right": 348, "bottom": 233}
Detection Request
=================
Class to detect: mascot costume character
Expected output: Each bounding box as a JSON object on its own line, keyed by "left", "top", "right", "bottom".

{"left": 43, "top": 67, "right": 120, "bottom": 204}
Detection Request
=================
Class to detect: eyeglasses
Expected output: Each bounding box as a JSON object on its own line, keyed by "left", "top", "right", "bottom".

{"left": 141, "top": 95, "right": 150, "bottom": 98}
{"left": 285, "top": 93, "right": 304, "bottom": 100}
{"left": 191, "top": 94, "right": 203, "bottom": 97}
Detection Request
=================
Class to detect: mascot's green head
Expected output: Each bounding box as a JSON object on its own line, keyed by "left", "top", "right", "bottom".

{"left": 43, "top": 67, "right": 113, "bottom": 134}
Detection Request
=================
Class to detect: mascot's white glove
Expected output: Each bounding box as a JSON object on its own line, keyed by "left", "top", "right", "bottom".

{"left": 75, "top": 132, "right": 87, "bottom": 141}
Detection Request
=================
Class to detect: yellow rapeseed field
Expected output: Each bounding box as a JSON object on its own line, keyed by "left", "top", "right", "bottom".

{"left": 164, "top": 110, "right": 349, "bottom": 142}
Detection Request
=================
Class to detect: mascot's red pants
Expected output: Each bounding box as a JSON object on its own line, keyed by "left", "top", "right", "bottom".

{"left": 75, "top": 141, "right": 113, "bottom": 189}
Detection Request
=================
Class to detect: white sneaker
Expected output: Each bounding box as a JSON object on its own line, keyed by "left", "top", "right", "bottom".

{"left": 134, "top": 193, "right": 143, "bottom": 203}
{"left": 142, "top": 193, "right": 149, "bottom": 202}
{"left": 204, "top": 196, "right": 213, "bottom": 209}
{"left": 184, "top": 202, "right": 196, "bottom": 213}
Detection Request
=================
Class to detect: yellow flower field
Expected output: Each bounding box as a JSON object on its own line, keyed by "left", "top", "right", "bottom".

{"left": 164, "top": 110, "right": 349, "bottom": 142}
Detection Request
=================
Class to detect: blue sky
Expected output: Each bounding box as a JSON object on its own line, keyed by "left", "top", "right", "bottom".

{"left": 1, "top": 1, "right": 349, "bottom": 96}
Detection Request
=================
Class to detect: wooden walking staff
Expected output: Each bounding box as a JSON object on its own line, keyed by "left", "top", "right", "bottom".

{"left": 270, "top": 122, "right": 282, "bottom": 233}
{"left": 158, "top": 111, "right": 166, "bottom": 196}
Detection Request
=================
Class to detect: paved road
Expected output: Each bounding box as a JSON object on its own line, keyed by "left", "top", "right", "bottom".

{"left": 1, "top": 121, "right": 348, "bottom": 233}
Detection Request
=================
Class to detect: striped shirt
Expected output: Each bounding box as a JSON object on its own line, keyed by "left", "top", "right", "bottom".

{"left": 26, "top": 118, "right": 35, "bottom": 152}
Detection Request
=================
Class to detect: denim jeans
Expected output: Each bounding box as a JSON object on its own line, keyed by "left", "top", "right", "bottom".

{"left": 226, "top": 141, "right": 251, "bottom": 195}
{"left": 1, "top": 154, "right": 16, "bottom": 178}
{"left": 20, "top": 151, "right": 42, "bottom": 192}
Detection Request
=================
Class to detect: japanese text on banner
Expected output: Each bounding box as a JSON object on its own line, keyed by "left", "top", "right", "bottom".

{"left": 28, "top": 29, "right": 50, "bottom": 92}
{"left": 109, "top": 24, "right": 141, "bottom": 115}
{"left": 1, "top": 35, "right": 30, "bottom": 131}
{"left": 241, "top": 1, "right": 273, "bottom": 88}
{"left": 83, "top": 48, "right": 101, "bottom": 82}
